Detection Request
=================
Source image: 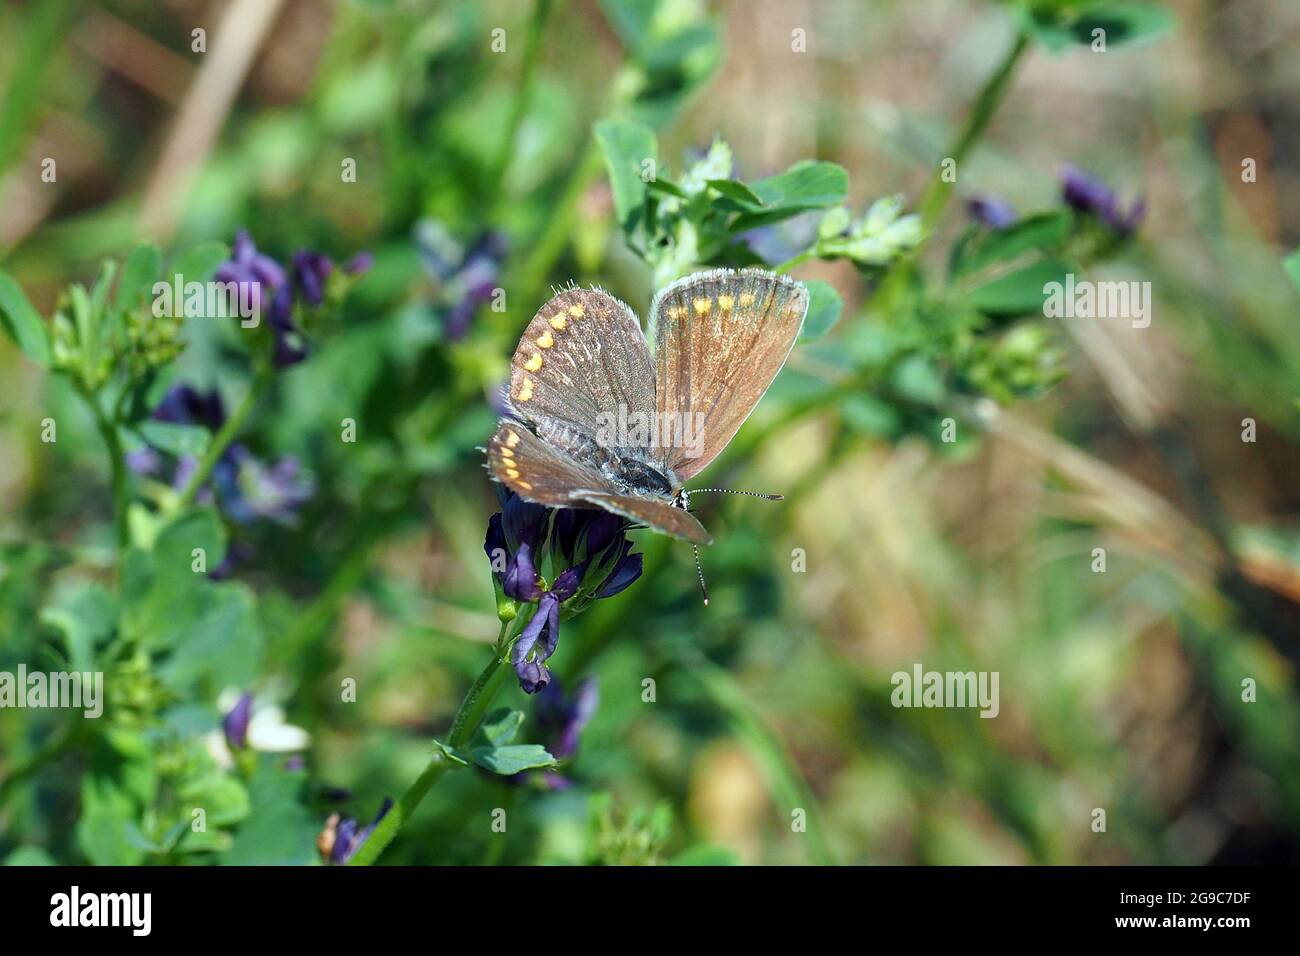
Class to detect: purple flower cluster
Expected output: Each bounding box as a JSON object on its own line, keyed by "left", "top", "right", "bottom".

{"left": 509, "top": 677, "right": 599, "bottom": 791}
{"left": 215, "top": 230, "right": 370, "bottom": 367}
{"left": 129, "top": 383, "right": 314, "bottom": 530}
{"left": 966, "top": 195, "right": 1019, "bottom": 229}
{"left": 319, "top": 798, "right": 393, "bottom": 865}
{"left": 536, "top": 676, "right": 598, "bottom": 761}
{"left": 1060, "top": 166, "right": 1145, "bottom": 237}
{"left": 484, "top": 492, "right": 642, "bottom": 694}
{"left": 416, "top": 220, "right": 507, "bottom": 340}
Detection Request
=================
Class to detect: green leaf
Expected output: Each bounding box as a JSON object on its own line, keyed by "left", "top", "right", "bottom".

{"left": 467, "top": 743, "right": 557, "bottom": 775}
{"left": 77, "top": 776, "right": 145, "bottom": 866}
{"left": 1284, "top": 250, "right": 1300, "bottom": 292}
{"left": 473, "top": 708, "right": 524, "bottom": 747}
{"left": 732, "top": 161, "right": 849, "bottom": 229}
{"left": 39, "top": 583, "right": 116, "bottom": 672}
{"left": 135, "top": 420, "right": 211, "bottom": 458}
{"left": 155, "top": 507, "right": 227, "bottom": 575}
{"left": 121, "top": 507, "right": 229, "bottom": 653}
{"left": 115, "top": 243, "right": 163, "bottom": 310}
{"left": 431, "top": 738, "right": 469, "bottom": 767}
{"left": 89, "top": 260, "right": 118, "bottom": 322}
{"left": 0, "top": 269, "right": 50, "bottom": 366}
{"left": 222, "top": 761, "right": 317, "bottom": 866}
{"left": 1024, "top": 2, "right": 1176, "bottom": 53}
{"left": 1069, "top": 3, "right": 1175, "bottom": 48}
{"left": 968, "top": 258, "right": 1071, "bottom": 317}
{"left": 798, "top": 280, "right": 844, "bottom": 342}
{"left": 951, "top": 211, "right": 1070, "bottom": 279}
{"left": 750, "top": 161, "right": 848, "bottom": 208}
{"left": 157, "top": 583, "right": 264, "bottom": 693}
{"left": 645, "top": 177, "right": 688, "bottom": 199}
{"left": 594, "top": 119, "right": 657, "bottom": 231}
{"left": 180, "top": 771, "right": 251, "bottom": 829}
{"left": 706, "top": 178, "right": 764, "bottom": 206}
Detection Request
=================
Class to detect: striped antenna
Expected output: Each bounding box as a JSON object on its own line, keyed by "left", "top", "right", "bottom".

{"left": 689, "top": 488, "right": 784, "bottom": 500}
{"left": 692, "top": 544, "right": 710, "bottom": 606}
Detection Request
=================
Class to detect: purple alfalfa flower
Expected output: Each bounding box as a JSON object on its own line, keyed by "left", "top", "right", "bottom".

{"left": 504, "top": 677, "right": 599, "bottom": 790}
{"left": 966, "top": 195, "right": 1018, "bottom": 229}
{"left": 215, "top": 230, "right": 285, "bottom": 320}
{"left": 485, "top": 492, "right": 643, "bottom": 694}
{"left": 553, "top": 508, "right": 621, "bottom": 567}
{"left": 1060, "top": 165, "right": 1145, "bottom": 237}
{"left": 416, "top": 220, "right": 507, "bottom": 341}
{"left": 152, "top": 383, "right": 225, "bottom": 431}
{"left": 217, "top": 230, "right": 371, "bottom": 369}
{"left": 595, "top": 538, "right": 642, "bottom": 598}
{"left": 511, "top": 565, "right": 584, "bottom": 694}
{"left": 459, "top": 232, "right": 507, "bottom": 301}
{"left": 291, "top": 251, "right": 333, "bottom": 307}
{"left": 214, "top": 445, "right": 315, "bottom": 526}
{"left": 222, "top": 692, "right": 254, "bottom": 750}
{"left": 320, "top": 798, "right": 393, "bottom": 865}
{"left": 126, "top": 383, "right": 222, "bottom": 482}
{"left": 535, "top": 676, "right": 599, "bottom": 760}
{"left": 485, "top": 494, "right": 547, "bottom": 597}
{"left": 268, "top": 282, "right": 309, "bottom": 369}
{"left": 131, "top": 383, "right": 315, "bottom": 528}
{"left": 343, "top": 251, "right": 373, "bottom": 275}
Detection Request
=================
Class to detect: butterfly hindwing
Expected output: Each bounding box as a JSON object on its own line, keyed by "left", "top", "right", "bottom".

{"left": 577, "top": 491, "right": 712, "bottom": 545}
{"left": 650, "top": 268, "right": 807, "bottom": 481}
{"left": 506, "top": 286, "right": 657, "bottom": 448}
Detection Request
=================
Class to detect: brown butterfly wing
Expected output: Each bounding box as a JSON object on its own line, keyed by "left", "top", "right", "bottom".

{"left": 576, "top": 491, "right": 712, "bottom": 545}
{"left": 650, "top": 269, "right": 807, "bottom": 481}
{"left": 486, "top": 420, "right": 616, "bottom": 507}
{"left": 504, "top": 286, "right": 657, "bottom": 444}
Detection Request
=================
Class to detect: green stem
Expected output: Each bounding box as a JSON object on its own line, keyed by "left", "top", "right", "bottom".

{"left": 174, "top": 371, "right": 267, "bottom": 511}
{"left": 448, "top": 620, "right": 512, "bottom": 748}
{"left": 344, "top": 755, "right": 454, "bottom": 867}
{"left": 78, "top": 384, "right": 129, "bottom": 547}
{"left": 918, "top": 30, "right": 1030, "bottom": 229}
{"left": 101, "top": 409, "right": 129, "bottom": 548}
{"left": 348, "top": 615, "right": 523, "bottom": 866}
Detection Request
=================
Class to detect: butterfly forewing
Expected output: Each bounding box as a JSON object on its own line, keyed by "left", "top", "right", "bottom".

{"left": 650, "top": 269, "right": 808, "bottom": 481}
{"left": 487, "top": 420, "right": 614, "bottom": 506}
{"left": 488, "top": 421, "right": 711, "bottom": 542}
{"left": 505, "top": 287, "right": 657, "bottom": 453}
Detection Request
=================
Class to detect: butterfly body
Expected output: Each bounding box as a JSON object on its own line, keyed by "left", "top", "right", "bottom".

{"left": 487, "top": 269, "right": 808, "bottom": 544}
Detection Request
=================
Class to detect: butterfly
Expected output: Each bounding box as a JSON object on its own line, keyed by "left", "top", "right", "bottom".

{"left": 486, "top": 268, "right": 808, "bottom": 549}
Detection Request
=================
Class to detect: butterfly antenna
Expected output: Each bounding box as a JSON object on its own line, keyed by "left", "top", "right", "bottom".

{"left": 689, "top": 487, "right": 784, "bottom": 501}
{"left": 692, "top": 544, "right": 710, "bottom": 607}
